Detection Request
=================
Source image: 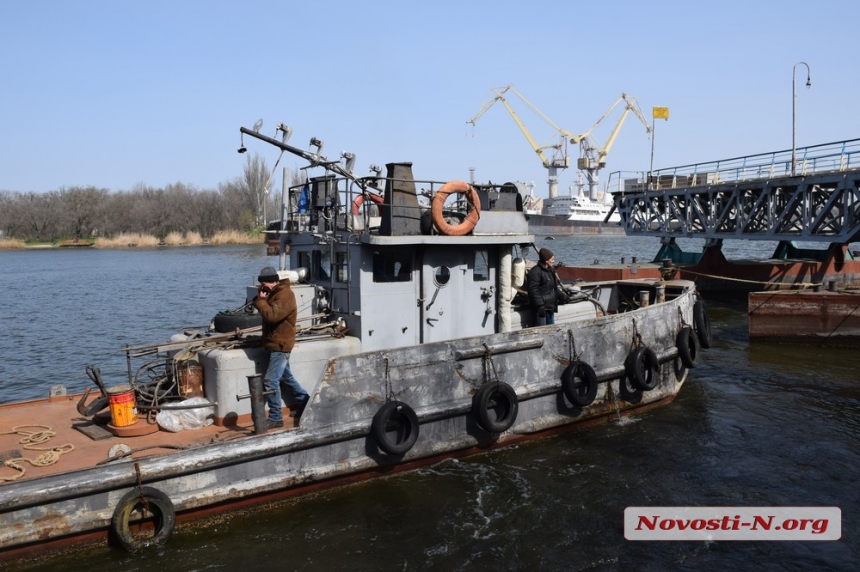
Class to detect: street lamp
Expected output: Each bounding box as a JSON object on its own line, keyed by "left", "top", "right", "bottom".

{"left": 792, "top": 61, "right": 811, "bottom": 176}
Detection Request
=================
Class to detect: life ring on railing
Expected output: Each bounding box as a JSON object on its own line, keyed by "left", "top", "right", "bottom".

{"left": 625, "top": 346, "right": 660, "bottom": 391}
{"left": 351, "top": 192, "right": 384, "bottom": 215}
{"left": 111, "top": 486, "right": 176, "bottom": 552}
{"left": 472, "top": 382, "right": 518, "bottom": 433}
{"left": 561, "top": 361, "right": 598, "bottom": 407}
{"left": 431, "top": 180, "right": 481, "bottom": 236}
{"left": 676, "top": 326, "right": 700, "bottom": 369}
{"left": 371, "top": 401, "right": 420, "bottom": 455}
{"left": 693, "top": 299, "right": 711, "bottom": 349}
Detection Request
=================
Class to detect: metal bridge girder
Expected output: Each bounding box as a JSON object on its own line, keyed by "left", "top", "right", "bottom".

{"left": 615, "top": 170, "right": 860, "bottom": 243}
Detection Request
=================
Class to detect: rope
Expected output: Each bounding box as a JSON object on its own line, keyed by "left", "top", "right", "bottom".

{"left": 0, "top": 425, "right": 74, "bottom": 483}
{"left": 679, "top": 268, "right": 822, "bottom": 289}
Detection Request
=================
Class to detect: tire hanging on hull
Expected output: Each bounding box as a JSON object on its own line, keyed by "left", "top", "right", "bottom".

{"left": 625, "top": 347, "right": 660, "bottom": 391}
{"left": 693, "top": 299, "right": 712, "bottom": 349}
{"left": 371, "top": 401, "right": 420, "bottom": 456}
{"left": 676, "top": 326, "right": 700, "bottom": 368}
{"left": 111, "top": 486, "right": 176, "bottom": 552}
{"left": 561, "top": 361, "right": 598, "bottom": 407}
{"left": 472, "top": 382, "right": 518, "bottom": 433}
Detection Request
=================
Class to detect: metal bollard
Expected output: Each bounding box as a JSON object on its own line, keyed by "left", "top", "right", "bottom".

{"left": 243, "top": 374, "right": 269, "bottom": 435}
{"left": 656, "top": 285, "right": 666, "bottom": 304}
{"left": 639, "top": 290, "right": 650, "bottom": 307}
{"left": 828, "top": 280, "right": 837, "bottom": 292}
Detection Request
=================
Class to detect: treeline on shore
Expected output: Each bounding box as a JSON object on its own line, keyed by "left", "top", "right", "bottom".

{"left": 0, "top": 154, "right": 290, "bottom": 246}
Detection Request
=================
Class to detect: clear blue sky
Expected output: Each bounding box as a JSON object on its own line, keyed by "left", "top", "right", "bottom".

{"left": 2, "top": 1, "right": 857, "bottom": 199}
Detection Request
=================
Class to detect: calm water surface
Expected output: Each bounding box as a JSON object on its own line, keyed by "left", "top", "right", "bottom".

{"left": 1, "top": 239, "right": 858, "bottom": 571}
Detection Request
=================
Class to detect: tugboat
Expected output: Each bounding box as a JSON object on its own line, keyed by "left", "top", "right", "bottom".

{"left": 0, "top": 122, "right": 709, "bottom": 560}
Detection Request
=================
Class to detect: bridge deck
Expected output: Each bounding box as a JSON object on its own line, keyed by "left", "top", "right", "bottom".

{"left": 610, "top": 139, "right": 860, "bottom": 243}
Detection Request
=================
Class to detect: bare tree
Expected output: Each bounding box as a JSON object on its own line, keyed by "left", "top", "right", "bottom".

{"left": 242, "top": 153, "right": 273, "bottom": 226}
{"left": 58, "top": 186, "right": 109, "bottom": 239}
{"left": 15, "top": 191, "right": 64, "bottom": 241}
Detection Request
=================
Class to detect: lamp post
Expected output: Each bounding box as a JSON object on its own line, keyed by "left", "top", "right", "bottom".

{"left": 792, "top": 61, "right": 811, "bottom": 176}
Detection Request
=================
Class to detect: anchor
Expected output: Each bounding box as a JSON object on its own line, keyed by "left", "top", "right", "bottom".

{"left": 76, "top": 387, "right": 109, "bottom": 418}
{"left": 76, "top": 365, "right": 110, "bottom": 418}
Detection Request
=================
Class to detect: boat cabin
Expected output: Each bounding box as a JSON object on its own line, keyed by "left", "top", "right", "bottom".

{"left": 274, "top": 162, "right": 548, "bottom": 351}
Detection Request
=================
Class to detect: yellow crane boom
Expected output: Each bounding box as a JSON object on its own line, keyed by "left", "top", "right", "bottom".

{"left": 469, "top": 86, "right": 651, "bottom": 200}
{"left": 468, "top": 85, "right": 581, "bottom": 198}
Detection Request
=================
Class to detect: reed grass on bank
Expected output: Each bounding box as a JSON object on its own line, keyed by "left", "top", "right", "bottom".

{"left": 0, "top": 238, "right": 26, "bottom": 250}
{"left": 208, "top": 230, "right": 260, "bottom": 245}
{"left": 1, "top": 231, "right": 262, "bottom": 249}
{"left": 91, "top": 231, "right": 260, "bottom": 248}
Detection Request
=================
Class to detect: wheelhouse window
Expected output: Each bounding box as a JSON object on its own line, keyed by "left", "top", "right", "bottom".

{"left": 335, "top": 252, "right": 348, "bottom": 283}
{"left": 373, "top": 249, "right": 413, "bottom": 283}
{"left": 312, "top": 250, "right": 330, "bottom": 281}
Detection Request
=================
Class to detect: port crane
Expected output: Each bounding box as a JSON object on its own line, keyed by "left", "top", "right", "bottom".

{"left": 468, "top": 85, "right": 581, "bottom": 198}
{"left": 469, "top": 86, "right": 651, "bottom": 201}
{"left": 577, "top": 93, "right": 651, "bottom": 200}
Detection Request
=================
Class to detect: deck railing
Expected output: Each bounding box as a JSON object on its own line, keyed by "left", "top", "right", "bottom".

{"left": 604, "top": 138, "right": 860, "bottom": 193}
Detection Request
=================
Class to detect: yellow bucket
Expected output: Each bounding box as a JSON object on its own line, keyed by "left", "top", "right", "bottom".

{"left": 108, "top": 384, "right": 138, "bottom": 427}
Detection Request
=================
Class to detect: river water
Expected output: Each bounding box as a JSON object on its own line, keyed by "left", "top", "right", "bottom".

{"left": 1, "top": 239, "right": 858, "bottom": 571}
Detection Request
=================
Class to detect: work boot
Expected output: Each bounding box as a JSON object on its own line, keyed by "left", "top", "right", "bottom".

{"left": 266, "top": 419, "right": 284, "bottom": 429}
{"left": 289, "top": 403, "right": 306, "bottom": 418}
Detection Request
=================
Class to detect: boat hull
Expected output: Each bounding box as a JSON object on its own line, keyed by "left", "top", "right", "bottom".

{"left": 557, "top": 244, "right": 860, "bottom": 294}
{"left": 748, "top": 289, "right": 860, "bottom": 347}
{"left": 527, "top": 214, "right": 625, "bottom": 236}
{"left": 0, "top": 281, "right": 699, "bottom": 560}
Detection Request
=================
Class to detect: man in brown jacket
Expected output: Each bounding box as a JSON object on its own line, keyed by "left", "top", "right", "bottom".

{"left": 253, "top": 266, "right": 309, "bottom": 428}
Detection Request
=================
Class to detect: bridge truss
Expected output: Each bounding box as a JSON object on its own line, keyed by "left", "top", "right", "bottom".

{"left": 612, "top": 139, "right": 860, "bottom": 244}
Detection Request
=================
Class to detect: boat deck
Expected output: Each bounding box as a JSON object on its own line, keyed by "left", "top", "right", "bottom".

{"left": 0, "top": 394, "right": 297, "bottom": 484}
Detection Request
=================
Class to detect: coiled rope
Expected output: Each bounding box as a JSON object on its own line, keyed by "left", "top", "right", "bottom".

{"left": 0, "top": 425, "right": 74, "bottom": 483}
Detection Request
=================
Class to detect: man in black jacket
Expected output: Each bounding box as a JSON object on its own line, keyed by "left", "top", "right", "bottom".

{"left": 527, "top": 248, "right": 567, "bottom": 326}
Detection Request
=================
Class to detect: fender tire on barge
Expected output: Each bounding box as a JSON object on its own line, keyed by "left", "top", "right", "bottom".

{"left": 561, "top": 361, "right": 598, "bottom": 407}
{"left": 371, "top": 401, "right": 420, "bottom": 456}
{"left": 110, "top": 486, "right": 176, "bottom": 552}
{"left": 693, "top": 299, "right": 712, "bottom": 349}
{"left": 625, "top": 347, "right": 660, "bottom": 391}
{"left": 472, "top": 382, "right": 518, "bottom": 433}
{"left": 676, "top": 326, "right": 700, "bottom": 368}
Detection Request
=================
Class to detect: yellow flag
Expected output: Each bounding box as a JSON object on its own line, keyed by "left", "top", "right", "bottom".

{"left": 653, "top": 107, "right": 669, "bottom": 120}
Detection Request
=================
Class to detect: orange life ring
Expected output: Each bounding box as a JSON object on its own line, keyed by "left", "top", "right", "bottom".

{"left": 431, "top": 181, "right": 481, "bottom": 236}
{"left": 351, "top": 192, "right": 384, "bottom": 215}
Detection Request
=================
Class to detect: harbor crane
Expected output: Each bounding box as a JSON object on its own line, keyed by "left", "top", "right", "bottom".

{"left": 469, "top": 86, "right": 652, "bottom": 201}
{"left": 578, "top": 93, "right": 652, "bottom": 200}
{"left": 468, "top": 85, "right": 582, "bottom": 199}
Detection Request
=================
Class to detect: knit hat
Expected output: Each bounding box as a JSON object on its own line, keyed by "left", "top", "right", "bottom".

{"left": 258, "top": 266, "right": 280, "bottom": 282}
{"left": 539, "top": 248, "right": 554, "bottom": 263}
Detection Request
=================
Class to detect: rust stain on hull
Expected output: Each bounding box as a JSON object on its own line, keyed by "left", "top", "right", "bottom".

{"left": 749, "top": 290, "right": 860, "bottom": 347}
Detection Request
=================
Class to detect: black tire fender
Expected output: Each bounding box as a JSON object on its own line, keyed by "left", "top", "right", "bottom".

{"left": 693, "top": 299, "right": 711, "bottom": 349}
{"left": 212, "top": 312, "right": 262, "bottom": 333}
{"left": 676, "top": 326, "right": 700, "bottom": 369}
{"left": 472, "top": 382, "right": 518, "bottom": 433}
{"left": 618, "top": 374, "right": 643, "bottom": 403}
{"left": 625, "top": 347, "right": 660, "bottom": 391}
{"left": 111, "top": 486, "right": 176, "bottom": 552}
{"left": 371, "top": 401, "right": 420, "bottom": 456}
{"left": 561, "top": 361, "right": 598, "bottom": 407}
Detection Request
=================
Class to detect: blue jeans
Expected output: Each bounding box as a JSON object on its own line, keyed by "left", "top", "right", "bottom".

{"left": 535, "top": 310, "right": 555, "bottom": 326}
{"left": 263, "top": 350, "right": 309, "bottom": 422}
